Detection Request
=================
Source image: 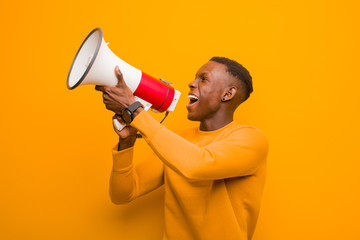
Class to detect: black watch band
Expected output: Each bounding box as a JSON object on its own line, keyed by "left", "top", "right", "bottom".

{"left": 122, "top": 101, "right": 144, "bottom": 124}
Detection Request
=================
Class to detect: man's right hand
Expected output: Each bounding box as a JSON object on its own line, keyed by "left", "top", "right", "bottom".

{"left": 112, "top": 114, "right": 138, "bottom": 150}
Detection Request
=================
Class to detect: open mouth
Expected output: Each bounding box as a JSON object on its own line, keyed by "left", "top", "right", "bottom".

{"left": 187, "top": 94, "right": 199, "bottom": 106}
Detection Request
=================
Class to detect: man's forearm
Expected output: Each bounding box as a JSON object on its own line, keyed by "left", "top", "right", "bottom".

{"left": 110, "top": 146, "right": 164, "bottom": 204}
{"left": 117, "top": 108, "right": 143, "bottom": 151}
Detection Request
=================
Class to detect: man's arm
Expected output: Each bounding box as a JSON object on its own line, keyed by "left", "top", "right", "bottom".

{"left": 108, "top": 114, "right": 164, "bottom": 204}
{"left": 110, "top": 146, "right": 164, "bottom": 204}
{"left": 131, "top": 111, "right": 268, "bottom": 181}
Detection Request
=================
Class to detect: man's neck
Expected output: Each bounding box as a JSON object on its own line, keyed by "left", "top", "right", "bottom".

{"left": 199, "top": 113, "right": 234, "bottom": 131}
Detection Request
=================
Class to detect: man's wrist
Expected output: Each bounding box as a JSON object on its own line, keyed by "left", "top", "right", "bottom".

{"left": 132, "top": 107, "right": 144, "bottom": 118}
{"left": 122, "top": 101, "right": 143, "bottom": 124}
{"left": 117, "top": 136, "right": 136, "bottom": 151}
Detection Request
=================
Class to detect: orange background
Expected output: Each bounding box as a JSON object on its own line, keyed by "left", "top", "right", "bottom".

{"left": 1, "top": 0, "right": 359, "bottom": 239}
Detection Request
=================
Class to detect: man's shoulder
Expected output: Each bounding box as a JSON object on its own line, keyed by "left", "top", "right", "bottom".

{"left": 229, "top": 123, "right": 269, "bottom": 150}
{"left": 231, "top": 122, "right": 266, "bottom": 135}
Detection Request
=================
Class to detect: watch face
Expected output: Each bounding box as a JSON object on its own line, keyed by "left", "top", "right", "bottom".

{"left": 122, "top": 109, "right": 132, "bottom": 123}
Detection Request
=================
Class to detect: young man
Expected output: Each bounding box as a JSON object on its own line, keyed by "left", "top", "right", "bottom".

{"left": 95, "top": 57, "right": 269, "bottom": 240}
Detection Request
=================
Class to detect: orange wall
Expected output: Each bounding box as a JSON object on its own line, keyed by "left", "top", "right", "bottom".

{"left": 0, "top": 0, "right": 359, "bottom": 239}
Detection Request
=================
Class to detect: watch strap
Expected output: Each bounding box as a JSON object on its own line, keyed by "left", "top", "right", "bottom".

{"left": 127, "top": 101, "right": 143, "bottom": 113}
{"left": 122, "top": 101, "right": 144, "bottom": 124}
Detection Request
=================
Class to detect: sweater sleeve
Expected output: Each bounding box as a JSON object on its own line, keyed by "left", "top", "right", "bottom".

{"left": 109, "top": 145, "right": 164, "bottom": 204}
{"left": 131, "top": 111, "right": 269, "bottom": 180}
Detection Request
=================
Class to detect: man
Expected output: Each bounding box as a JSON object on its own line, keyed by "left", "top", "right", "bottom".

{"left": 95, "top": 57, "right": 269, "bottom": 240}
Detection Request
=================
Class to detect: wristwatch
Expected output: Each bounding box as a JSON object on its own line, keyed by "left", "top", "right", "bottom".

{"left": 122, "top": 101, "right": 144, "bottom": 124}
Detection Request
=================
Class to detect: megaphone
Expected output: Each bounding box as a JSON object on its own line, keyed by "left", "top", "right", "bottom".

{"left": 67, "top": 28, "right": 181, "bottom": 130}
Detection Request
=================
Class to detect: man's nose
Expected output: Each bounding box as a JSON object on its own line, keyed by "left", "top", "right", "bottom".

{"left": 188, "top": 79, "right": 197, "bottom": 89}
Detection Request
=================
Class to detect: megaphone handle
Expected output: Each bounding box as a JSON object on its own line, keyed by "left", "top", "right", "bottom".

{"left": 113, "top": 118, "right": 126, "bottom": 132}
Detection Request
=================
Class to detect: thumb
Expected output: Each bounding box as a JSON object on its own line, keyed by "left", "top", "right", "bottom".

{"left": 115, "top": 66, "right": 125, "bottom": 87}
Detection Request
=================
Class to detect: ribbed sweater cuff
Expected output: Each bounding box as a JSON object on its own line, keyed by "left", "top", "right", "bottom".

{"left": 111, "top": 145, "right": 134, "bottom": 172}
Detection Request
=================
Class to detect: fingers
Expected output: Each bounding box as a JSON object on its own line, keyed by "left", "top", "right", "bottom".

{"left": 95, "top": 85, "right": 107, "bottom": 92}
{"left": 95, "top": 66, "right": 124, "bottom": 91}
{"left": 102, "top": 89, "right": 117, "bottom": 109}
{"left": 112, "top": 114, "right": 125, "bottom": 125}
{"left": 115, "top": 66, "right": 125, "bottom": 87}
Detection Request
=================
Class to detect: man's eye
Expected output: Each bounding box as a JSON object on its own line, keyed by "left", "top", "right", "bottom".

{"left": 201, "top": 77, "right": 208, "bottom": 81}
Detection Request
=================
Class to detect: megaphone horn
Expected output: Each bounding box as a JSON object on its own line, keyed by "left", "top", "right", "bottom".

{"left": 67, "top": 28, "right": 181, "bottom": 113}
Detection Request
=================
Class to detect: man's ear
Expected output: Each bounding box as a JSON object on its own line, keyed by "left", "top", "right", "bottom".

{"left": 221, "top": 87, "right": 237, "bottom": 102}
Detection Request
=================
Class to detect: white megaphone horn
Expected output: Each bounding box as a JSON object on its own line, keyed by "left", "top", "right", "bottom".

{"left": 67, "top": 28, "right": 181, "bottom": 131}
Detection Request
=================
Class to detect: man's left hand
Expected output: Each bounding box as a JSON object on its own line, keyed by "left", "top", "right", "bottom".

{"left": 95, "top": 66, "right": 136, "bottom": 115}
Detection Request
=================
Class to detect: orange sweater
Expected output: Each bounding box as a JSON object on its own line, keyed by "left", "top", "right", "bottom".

{"left": 110, "top": 111, "right": 268, "bottom": 240}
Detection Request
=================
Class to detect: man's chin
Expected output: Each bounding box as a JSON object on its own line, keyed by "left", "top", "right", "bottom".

{"left": 187, "top": 112, "right": 199, "bottom": 121}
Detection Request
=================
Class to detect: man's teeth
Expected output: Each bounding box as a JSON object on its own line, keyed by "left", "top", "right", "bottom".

{"left": 188, "top": 95, "right": 199, "bottom": 100}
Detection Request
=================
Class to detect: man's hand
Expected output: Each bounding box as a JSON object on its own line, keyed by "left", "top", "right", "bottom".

{"left": 112, "top": 114, "right": 138, "bottom": 150}
{"left": 112, "top": 115, "right": 137, "bottom": 139}
{"left": 95, "top": 66, "right": 136, "bottom": 115}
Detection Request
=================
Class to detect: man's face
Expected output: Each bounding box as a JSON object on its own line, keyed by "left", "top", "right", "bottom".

{"left": 187, "top": 61, "right": 229, "bottom": 121}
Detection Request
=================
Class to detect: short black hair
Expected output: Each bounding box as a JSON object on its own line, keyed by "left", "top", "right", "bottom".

{"left": 210, "top": 57, "right": 253, "bottom": 102}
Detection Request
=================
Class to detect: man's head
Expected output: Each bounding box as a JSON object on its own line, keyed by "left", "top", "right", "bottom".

{"left": 209, "top": 57, "right": 253, "bottom": 102}
{"left": 187, "top": 57, "right": 252, "bottom": 122}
